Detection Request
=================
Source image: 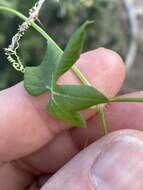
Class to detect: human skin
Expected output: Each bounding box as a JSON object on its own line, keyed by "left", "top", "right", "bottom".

{"left": 0, "top": 48, "right": 143, "bottom": 190}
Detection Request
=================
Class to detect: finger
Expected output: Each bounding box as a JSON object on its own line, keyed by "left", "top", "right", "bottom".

{"left": 0, "top": 48, "right": 125, "bottom": 162}
{"left": 68, "top": 91, "right": 143, "bottom": 151}
{"left": 101, "top": 91, "right": 143, "bottom": 132}
{"left": 60, "top": 48, "right": 125, "bottom": 97}
{"left": 74, "top": 91, "right": 143, "bottom": 146}
{"left": 0, "top": 162, "right": 33, "bottom": 190}
{"left": 22, "top": 92, "right": 143, "bottom": 174}
{"left": 37, "top": 130, "right": 143, "bottom": 190}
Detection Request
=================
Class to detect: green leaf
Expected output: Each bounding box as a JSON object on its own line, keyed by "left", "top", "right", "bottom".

{"left": 46, "top": 84, "right": 108, "bottom": 128}
{"left": 47, "top": 98, "right": 86, "bottom": 128}
{"left": 54, "top": 21, "right": 94, "bottom": 82}
{"left": 24, "top": 20, "right": 108, "bottom": 129}
{"left": 24, "top": 42, "right": 63, "bottom": 96}
{"left": 53, "top": 85, "right": 108, "bottom": 112}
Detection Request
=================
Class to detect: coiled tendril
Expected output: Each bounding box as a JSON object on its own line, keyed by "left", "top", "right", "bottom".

{"left": 4, "top": 0, "right": 46, "bottom": 73}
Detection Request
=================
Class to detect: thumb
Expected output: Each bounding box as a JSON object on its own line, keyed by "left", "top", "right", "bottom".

{"left": 39, "top": 130, "right": 143, "bottom": 190}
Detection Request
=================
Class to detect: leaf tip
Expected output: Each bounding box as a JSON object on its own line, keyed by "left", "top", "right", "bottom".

{"left": 85, "top": 20, "right": 95, "bottom": 25}
{"left": 83, "top": 20, "right": 95, "bottom": 28}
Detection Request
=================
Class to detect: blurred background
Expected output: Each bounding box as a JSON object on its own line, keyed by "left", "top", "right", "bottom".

{"left": 0, "top": 0, "right": 143, "bottom": 93}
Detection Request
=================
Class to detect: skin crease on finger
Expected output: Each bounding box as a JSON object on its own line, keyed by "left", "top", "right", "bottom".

{"left": 0, "top": 48, "right": 126, "bottom": 190}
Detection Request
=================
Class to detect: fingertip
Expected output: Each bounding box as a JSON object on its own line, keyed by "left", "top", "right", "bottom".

{"left": 59, "top": 47, "right": 125, "bottom": 97}
{"left": 76, "top": 48, "right": 126, "bottom": 97}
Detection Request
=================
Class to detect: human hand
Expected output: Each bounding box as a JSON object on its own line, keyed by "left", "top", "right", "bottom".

{"left": 0, "top": 48, "right": 143, "bottom": 190}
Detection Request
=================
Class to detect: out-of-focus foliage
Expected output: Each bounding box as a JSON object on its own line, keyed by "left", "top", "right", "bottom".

{"left": 0, "top": 0, "right": 128, "bottom": 90}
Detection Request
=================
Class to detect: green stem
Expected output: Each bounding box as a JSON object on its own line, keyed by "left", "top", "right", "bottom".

{"left": 0, "top": 6, "right": 60, "bottom": 51}
{"left": 0, "top": 6, "right": 91, "bottom": 86}
{"left": 72, "top": 65, "right": 91, "bottom": 86}
{"left": 98, "top": 104, "right": 108, "bottom": 135}
{"left": 110, "top": 97, "right": 143, "bottom": 103}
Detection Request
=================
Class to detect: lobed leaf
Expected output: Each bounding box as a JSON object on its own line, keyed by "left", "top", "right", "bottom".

{"left": 53, "top": 85, "right": 109, "bottom": 112}
{"left": 24, "top": 42, "right": 63, "bottom": 96}
{"left": 24, "top": 21, "right": 109, "bottom": 128}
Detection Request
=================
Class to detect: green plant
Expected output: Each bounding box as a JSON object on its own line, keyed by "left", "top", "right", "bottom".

{"left": 0, "top": 0, "right": 128, "bottom": 90}
{"left": 0, "top": 1, "right": 142, "bottom": 133}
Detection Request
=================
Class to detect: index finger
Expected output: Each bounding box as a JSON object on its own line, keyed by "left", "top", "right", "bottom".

{"left": 0, "top": 48, "right": 125, "bottom": 162}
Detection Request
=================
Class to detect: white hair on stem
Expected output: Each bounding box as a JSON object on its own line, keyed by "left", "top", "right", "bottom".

{"left": 5, "top": 0, "right": 46, "bottom": 73}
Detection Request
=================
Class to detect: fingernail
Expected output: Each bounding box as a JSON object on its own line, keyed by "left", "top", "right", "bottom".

{"left": 90, "top": 134, "right": 143, "bottom": 190}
